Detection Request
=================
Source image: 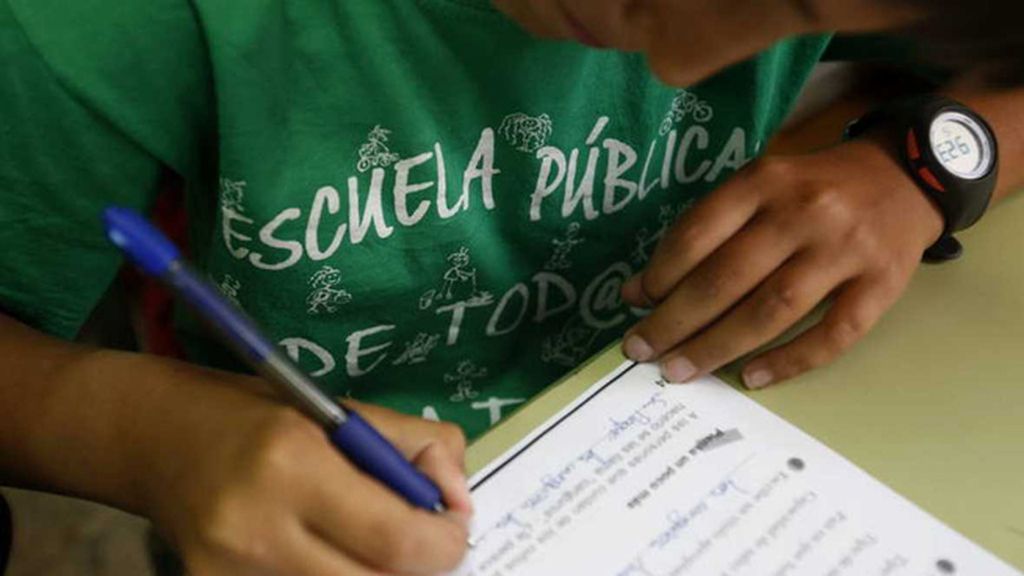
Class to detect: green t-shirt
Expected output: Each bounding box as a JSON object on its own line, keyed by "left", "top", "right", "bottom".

{"left": 0, "top": 0, "right": 830, "bottom": 439}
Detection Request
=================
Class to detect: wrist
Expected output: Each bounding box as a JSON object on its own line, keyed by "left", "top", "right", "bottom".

{"left": 112, "top": 357, "right": 270, "bottom": 525}
{"left": 850, "top": 136, "right": 946, "bottom": 250}
{"left": 51, "top": 349, "right": 196, "bottom": 517}
{"left": 0, "top": 316, "right": 263, "bottom": 523}
{"left": 26, "top": 346, "right": 251, "bottom": 520}
{"left": 0, "top": 346, "right": 158, "bottom": 514}
{"left": 845, "top": 95, "right": 1001, "bottom": 261}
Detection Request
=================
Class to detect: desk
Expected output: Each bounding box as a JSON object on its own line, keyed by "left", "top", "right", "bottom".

{"left": 468, "top": 172, "right": 1024, "bottom": 569}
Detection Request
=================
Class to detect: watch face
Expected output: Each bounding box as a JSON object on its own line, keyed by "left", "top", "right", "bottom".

{"left": 929, "top": 111, "right": 994, "bottom": 180}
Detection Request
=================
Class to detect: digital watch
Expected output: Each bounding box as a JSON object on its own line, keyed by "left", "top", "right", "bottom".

{"left": 845, "top": 95, "right": 999, "bottom": 262}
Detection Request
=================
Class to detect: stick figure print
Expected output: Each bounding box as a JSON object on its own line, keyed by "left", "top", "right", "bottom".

{"left": 631, "top": 204, "right": 680, "bottom": 266}
{"left": 419, "top": 247, "right": 493, "bottom": 310}
{"left": 541, "top": 315, "right": 602, "bottom": 368}
{"left": 356, "top": 125, "right": 400, "bottom": 173}
{"left": 306, "top": 265, "right": 353, "bottom": 315}
{"left": 544, "top": 223, "right": 584, "bottom": 271}
{"left": 499, "top": 113, "right": 554, "bottom": 153}
{"left": 659, "top": 89, "right": 715, "bottom": 136}
{"left": 392, "top": 333, "right": 441, "bottom": 366}
{"left": 445, "top": 360, "right": 488, "bottom": 403}
{"left": 219, "top": 178, "right": 247, "bottom": 213}
{"left": 217, "top": 274, "right": 242, "bottom": 307}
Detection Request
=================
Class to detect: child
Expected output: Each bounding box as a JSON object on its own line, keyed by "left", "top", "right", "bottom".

{"left": 1, "top": 1, "right": 1021, "bottom": 574}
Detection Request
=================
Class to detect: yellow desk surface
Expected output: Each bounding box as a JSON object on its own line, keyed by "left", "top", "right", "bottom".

{"left": 467, "top": 192, "right": 1024, "bottom": 569}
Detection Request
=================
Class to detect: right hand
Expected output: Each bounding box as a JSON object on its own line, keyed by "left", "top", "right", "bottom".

{"left": 144, "top": 380, "right": 472, "bottom": 575}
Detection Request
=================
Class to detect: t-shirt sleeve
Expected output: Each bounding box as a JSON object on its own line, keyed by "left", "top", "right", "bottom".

{"left": 0, "top": 0, "right": 215, "bottom": 339}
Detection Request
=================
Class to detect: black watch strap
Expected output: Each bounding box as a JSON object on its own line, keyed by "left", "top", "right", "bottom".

{"left": 845, "top": 95, "right": 999, "bottom": 262}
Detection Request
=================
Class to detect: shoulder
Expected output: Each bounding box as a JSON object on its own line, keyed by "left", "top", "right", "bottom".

{"left": 4, "top": 0, "right": 215, "bottom": 176}
{"left": 5, "top": 0, "right": 209, "bottom": 80}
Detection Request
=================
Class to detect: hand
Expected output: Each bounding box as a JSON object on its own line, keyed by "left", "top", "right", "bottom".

{"left": 621, "top": 139, "right": 944, "bottom": 389}
{"left": 144, "top": 381, "right": 472, "bottom": 575}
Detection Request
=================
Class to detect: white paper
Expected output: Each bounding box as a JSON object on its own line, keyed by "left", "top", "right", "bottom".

{"left": 453, "top": 362, "right": 1019, "bottom": 576}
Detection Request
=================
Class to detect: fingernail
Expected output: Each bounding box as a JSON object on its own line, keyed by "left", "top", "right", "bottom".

{"left": 743, "top": 368, "right": 773, "bottom": 390}
{"left": 623, "top": 335, "right": 654, "bottom": 362}
{"left": 662, "top": 356, "right": 698, "bottom": 383}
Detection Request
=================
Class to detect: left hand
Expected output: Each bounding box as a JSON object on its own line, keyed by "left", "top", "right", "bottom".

{"left": 621, "top": 139, "right": 945, "bottom": 389}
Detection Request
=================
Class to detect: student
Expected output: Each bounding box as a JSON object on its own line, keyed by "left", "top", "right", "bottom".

{"left": 0, "top": 1, "right": 1021, "bottom": 575}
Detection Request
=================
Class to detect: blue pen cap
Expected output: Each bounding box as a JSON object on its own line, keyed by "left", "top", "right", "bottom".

{"left": 102, "top": 207, "right": 182, "bottom": 276}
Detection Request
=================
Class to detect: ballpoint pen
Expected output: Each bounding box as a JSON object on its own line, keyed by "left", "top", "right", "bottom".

{"left": 102, "top": 206, "right": 445, "bottom": 513}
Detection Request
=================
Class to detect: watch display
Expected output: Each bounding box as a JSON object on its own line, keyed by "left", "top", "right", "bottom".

{"left": 929, "top": 111, "right": 995, "bottom": 180}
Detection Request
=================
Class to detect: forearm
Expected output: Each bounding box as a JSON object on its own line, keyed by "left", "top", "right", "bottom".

{"left": 774, "top": 81, "right": 1024, "bottom": 203}
{"left": 949, "top": 87, "right": 1024, "bottom": 202}
{"left": 0, "top": 313, "right": 252, "bottom": 516}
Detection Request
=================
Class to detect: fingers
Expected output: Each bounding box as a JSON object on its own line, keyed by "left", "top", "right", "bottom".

{"left": 303, "top": 452, "right": 469, "bottom": 575}
{"left": 622, "top": 178, "right": 760, "bottom": 307}
{"left": 278, "top": 521, "right": 385, "bottom": 576}
{"left": 346, "top": 401, "right": 471, "bottom": 510}
{"left": 413, "top": 441, "right": 474, "bottom": 521}
{"left": 624, "top": 214, "right": 802, "bottom": 363}
{"left": 620, "top": 143, "right": 930, "bottom": 389}
{"left": 356, "top": 404, "right": 473, "bottom": 521}
{"left": 654, "top": 251, "right": 849, "bottom": 382}
{"left": 346, "top": 400, "right": 467, "bottom": 465}
{"left": 363, "top": 406, "right": 472, "bottom": 515}
{"left": 184, "top": 499, "right": 386, "bottom": 576}
{"left": 741, "top": 276, "right": 903, "bottom": 389}
{"left": 307, "top": 402, "right": 471, "bottom": 573}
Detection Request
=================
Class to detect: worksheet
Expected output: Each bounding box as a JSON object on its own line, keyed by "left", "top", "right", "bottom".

{"left": 452, "top": 362, "right": 1020, "bottom": 576}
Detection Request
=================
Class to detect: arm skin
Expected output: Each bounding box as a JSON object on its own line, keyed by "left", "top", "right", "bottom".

{"left": 0, "top": 311, "right": 216, "bottom": 514}
{"left": 951, "top": 87, "right": 1024, "bottom": 204}
{"left": 0, "top": 312, "right": 473, "bottom": 575}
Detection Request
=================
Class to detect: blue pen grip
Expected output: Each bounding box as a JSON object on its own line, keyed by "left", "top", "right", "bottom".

{"left": 329, "top": 411, "right": 444, "bottom": 511}
{"left": 167, "top": 267, "right": 276, "bottom": 362}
